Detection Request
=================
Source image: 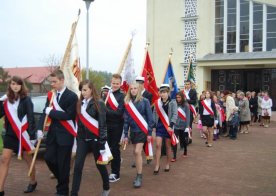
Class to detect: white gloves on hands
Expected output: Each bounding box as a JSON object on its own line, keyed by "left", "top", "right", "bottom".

{"left": 198, "top": 120, "right": 202, "bottom": 125}
{"left": 215, "top": 120, "right": 218, "bottom": 125}
{"left": 45, "top": 107, "right": 53, "bottom": 115}
{"left": 30, "top": 140, "right": 37, "bottom": 146}
{"left": 0, "top": 94, "right": 7, "bottom": 101}
{"left": 37, "top": 130, "right": 44, "bottom": 139}
{"left": 185, "top": 128, "right": 190, "bottom": 133}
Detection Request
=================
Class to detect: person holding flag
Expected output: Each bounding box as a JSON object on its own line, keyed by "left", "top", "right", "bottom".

{"left": 152, "top": 84, "right": 177, "bottom": 174}
{"left": 123, "top": 82, "right": 154, "bottom": 188}
{"left": 163, "top": 58, "right": 178, "bottom": 99}
{"left": 71, "top": 80, "right": 111, "bottom": 196}
{"left": 172, "top": 91, "right": 191, "bottom": 161}
{"left": 105, "top": 74, "right": 125, "bottom": 183}
{"left": 183, "top": 80, "right": 198, "bottom": 144}
{"left": 37, "top": 70, "right": 78, "bottom": 196}
{"left": 0, "top": 76, "right": 40, "bottom": 195}
{"left": 199, "top": 90, "right": 217, "bottom": 147}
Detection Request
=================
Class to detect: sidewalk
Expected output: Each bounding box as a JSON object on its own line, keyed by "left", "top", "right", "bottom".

{"left": 3, "top": 113, "right": 276, "bottom": 196}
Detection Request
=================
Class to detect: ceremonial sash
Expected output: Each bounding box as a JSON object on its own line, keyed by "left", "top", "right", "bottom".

{"left": 177, "top": 107, "right": 187, "bottom": 121}
{"left": 52, "top": 97, "right": 77, "bottom": 137}
{"left": 78, "top": 107, "right": 113, "bottom": 165}
{"left": 201, "top": 100, "right": 214, "bottom": 116}
{"left": 107, "top": 91, "right": 119, "bottom": 111}
{"left": 182, "top": 90, "right": 190, "bottom": 100}
{"left": 125, "top": 101, "right": 148, "bottom": 135}
{"left": 155, "top": 98, "right": 178, "bottom": 146}
{"left": 3, "top": 101, "right": 35, "bottom": 156}
{"left": 144, "top": 138, "right": 153, "bottom": 160}
{"left": 189, "top": 104, "right": 197, "bottom": 118}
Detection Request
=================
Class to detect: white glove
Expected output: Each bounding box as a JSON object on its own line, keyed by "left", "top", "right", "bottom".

{"left": 198, "top": 120, "right": 202, "bottom": 125}
{"left": 30, "top": 140, "right": 37, "bottom": 146}
{"left": 37, "top": 130, "right": 44, "bottom": 139}
{"left": 185, "top": 128, "right": 190, "bottom": 133}
{"left": 0, "top": 94, "right": 7, "bottom": 101}
{"left": 215, "top": 120, "right": 218, "bottom": 125}
{"left": 100, "top": 150, "right": 106, "bottom": 154}
{"left": 45, "top": 107, "right": 53, "bottom": 115}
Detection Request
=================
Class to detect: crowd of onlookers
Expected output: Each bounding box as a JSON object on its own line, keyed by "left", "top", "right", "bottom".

{"left": 196, "top": 89, "right": 273, "bottom": 141}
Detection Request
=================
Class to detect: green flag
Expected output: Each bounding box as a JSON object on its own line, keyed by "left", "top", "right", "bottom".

{"left": 187, "top": 60, "right": 195, "bottom": 83}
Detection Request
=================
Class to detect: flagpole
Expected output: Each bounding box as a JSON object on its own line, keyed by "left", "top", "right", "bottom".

{"left": 140, "top": 42, "right": 150, "bottom": 75}
{"left": 186, "top": 53, "right": 193, "bottom": 81}
{"left": 117, "top": 38, "right": 133, "bottom": 74}
{"left": 60, "top": 10, "right": 81, "bottom": 71}
{"left": 162, "top": 49, "right": 173, "bottom": 83}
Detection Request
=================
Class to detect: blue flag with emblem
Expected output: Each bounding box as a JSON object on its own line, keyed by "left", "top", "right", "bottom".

{"left": 163, "top": 60, "right": 178, "bottom": 99}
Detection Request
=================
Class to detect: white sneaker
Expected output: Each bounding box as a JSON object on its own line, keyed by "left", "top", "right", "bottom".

{"left": 109, "top": 174, "right": 120, "bottom": 183}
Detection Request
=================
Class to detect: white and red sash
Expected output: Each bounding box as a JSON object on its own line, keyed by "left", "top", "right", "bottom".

{"left": 78, "top": 107, "right": 113, "bottom": 165}
{"left": 3, "top": 100, "right": 35, "bottom": 156}
{"left": 201, "top": 100, "right": 214, "bottom": 116}
{"left": 155, "top": 98, "right": 178, "bottom": 146}
{"left": 144, "top": 137, "right": 153, "bottom": 160}
{"left": 182, "top": 89, "right": 190, "bottom": 100}
{"left": 177, "top": 107, "right": 187, "bottom": 121}
{"left": 52, "top": 96, "right": 77, "bottom": 137}
{"left": 189, "top": 104, "right": 197, "bottom": 118}
{"left": 125, "top": 101, "right": 148, "bottom": 135}
{"left": 106, "top": 91, "right": 119, "bottom": 111}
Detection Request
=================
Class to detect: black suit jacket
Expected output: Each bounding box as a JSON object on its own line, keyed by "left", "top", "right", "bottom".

{"left": 142, "top": 90, "right": 153, "bottom": 104}
{"left": 187, "top": 88, "right": 197, "bottom": 106}
{"left": 38, "top": 88, "right": 78, "bottom": 146}
{"left": 0, "top": 96, "right": 36, "bottom": 140}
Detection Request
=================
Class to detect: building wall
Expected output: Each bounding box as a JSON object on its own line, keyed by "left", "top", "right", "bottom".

{"left": 147, "top": 0, "right": 184, "bottom": 86}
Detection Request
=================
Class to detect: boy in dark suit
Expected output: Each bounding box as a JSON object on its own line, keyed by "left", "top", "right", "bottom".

{"left": 38, "top": 70, "right": 78, "bottom": 196}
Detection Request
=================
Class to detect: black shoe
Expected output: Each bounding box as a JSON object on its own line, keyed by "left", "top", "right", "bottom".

{"left": 164, "top": 166, "right": 170, "bottom": 172}
{"left": 146, "top": 159, "right": 152, "bottom": 164}
{"left": 188, "top": 139, "right": 192, "bottom": 144}
{"left": 0, "top": 191, "right": 4, "bottom": 196}
{"left": 153, "top": 167, "right": 160, "bottom": 175}
{"left": 131, "top": 162, "right": 136, "bottom": 168}
{"left": 24, "top": 182, "right": 37, "bottom": 193}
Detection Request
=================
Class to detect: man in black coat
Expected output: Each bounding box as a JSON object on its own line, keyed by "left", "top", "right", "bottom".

{"left": 38, "top": 70, "right": 78, "bottom": 196}
{"left": 136, "top": 76, "right": 153, "bottom": 104}
{"left": 183, "top": 80, "right": 198, "bottom": 144}
{"left": 106, "top": 74, "right": 125, "bottom": 183}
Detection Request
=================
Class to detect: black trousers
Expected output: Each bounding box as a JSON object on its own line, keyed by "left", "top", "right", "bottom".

{"left": 44, "top": 142, "right": 73, "bottom": 195}
{"left": 107, "top": 125, "right": 123, "bottom": 177}
{"left": 71, "top": 139, "right": 109, "bottom": 195}
{"left": 172, "top": 129, "right": 188, "bottom": 158}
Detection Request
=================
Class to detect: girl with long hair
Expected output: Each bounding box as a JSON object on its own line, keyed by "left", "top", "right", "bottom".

{"left": 199, "top": 90, "right": 217, "bottom": 147}
{"left": 172, "top": 91, "right": 190, "bottom": 161}
{"left": 0, "top": 76, "right": 38, "bottom": 195}
{"left": 71, "top": 80, "right": 110, "bottom": 196}
{"left": 123, "top": 82, "right": 154, "bottom": 188}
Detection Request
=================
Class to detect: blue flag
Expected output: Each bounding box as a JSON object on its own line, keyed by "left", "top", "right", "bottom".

{"left": 163, "top": 60, "right": 178, "bottom": 99}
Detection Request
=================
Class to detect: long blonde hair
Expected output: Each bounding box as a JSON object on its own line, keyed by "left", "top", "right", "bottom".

{"left": 124, "top": 82, "right": 143, "bottom": 103}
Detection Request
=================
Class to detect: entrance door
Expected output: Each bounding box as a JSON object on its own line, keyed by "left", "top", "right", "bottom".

{"left": 245, "top": 71, "right": 262, "bottom": 92}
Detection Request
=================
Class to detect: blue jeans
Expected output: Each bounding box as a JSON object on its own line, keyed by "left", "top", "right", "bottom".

{"left": 229, "top": 125, "right": 238, "bottom": 139}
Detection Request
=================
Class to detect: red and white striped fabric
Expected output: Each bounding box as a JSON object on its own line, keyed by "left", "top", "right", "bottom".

{"left": 125, "top": 101, "right": 148, "bottom": 135}
{"left": 177, "top": 107, "right": 187, "bottom": 121}
{"left": 201, "top": 100, "right": 214, "bottom": 116}
{"left": 3, "top": 100, "right": 35, "bottom": 158}
{"left": 189, "top": 104, "right": 197, "bottom": 118}
{"left": 155, "top": 98, "right": 179, "bottom": 146}
{"left": 144, "top": 138, "right": 153, "bottom": 160}
{"left": 106, "top": 90, "right": 119, "bottom": 111}
{"left": 78, "top": 107, "right": 113, "bottom": 165}
{"left": 52, "top": 96, "right": 77, "bottom": 137}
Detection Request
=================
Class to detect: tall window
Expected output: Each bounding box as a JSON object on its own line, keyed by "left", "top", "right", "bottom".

{"left": 253, "top": 3, "right": 263, "bottom": 52}
{"left": 240, "top": 0, "right": 249, "bottom": 52}
{"left": 227, "top": 0, "right": 236, "bottom": 53}
{"left": 215, "top": 0, "right": 224, "bottom": 53}
{"left": 267, "top": 6, "right": 276, "bottom": 51}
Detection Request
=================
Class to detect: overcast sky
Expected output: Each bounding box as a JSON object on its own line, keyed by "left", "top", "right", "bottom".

{"left": 0, "top": 0, "right": 146, "bottom": 73}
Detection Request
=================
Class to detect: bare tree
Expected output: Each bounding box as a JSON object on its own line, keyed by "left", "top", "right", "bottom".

{"left": 42, "top": 54, "right": 62, "bottom": 73}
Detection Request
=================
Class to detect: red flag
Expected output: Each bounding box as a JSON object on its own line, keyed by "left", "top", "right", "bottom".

{"left": 141, "top": 51, "right": 159, "bottom": 104}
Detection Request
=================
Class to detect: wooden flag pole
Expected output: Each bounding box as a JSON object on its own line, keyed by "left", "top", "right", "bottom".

{"left": 139, "top": 42, "right": 150, "bottom": 75}
{"left": 116, "top": 38, "right": 133, "bottom": 74}
{"left": 28, "top": 91, "right": 55, "bottom": 177}
{"left": 60, "top": 10, "right": 81, "bottom": 71}
{"left": 186, "top": 53, "right": 193, "bottom": 81}
{"left": 162, "top": 49, "right": 173, "bottom": 83}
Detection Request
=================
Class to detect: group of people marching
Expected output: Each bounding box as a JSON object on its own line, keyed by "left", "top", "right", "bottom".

{"left": 0, "top": 69, "right": 236, "bottom": 196}
{"left": 1, "top": 69, "right": 273, "bottom": 195}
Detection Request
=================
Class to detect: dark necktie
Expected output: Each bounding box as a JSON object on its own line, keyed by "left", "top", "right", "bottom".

{"left": 56, "top": 93, "right": 60, "bottom": 103}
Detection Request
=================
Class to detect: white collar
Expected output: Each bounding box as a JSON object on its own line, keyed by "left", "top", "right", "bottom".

{"left": 56, "top": 87, "right": 66, "bottom": 96}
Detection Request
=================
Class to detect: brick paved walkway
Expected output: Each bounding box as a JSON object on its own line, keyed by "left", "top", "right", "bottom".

{"left": 3, "top": 114, "right": 276, "bottom": 196}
